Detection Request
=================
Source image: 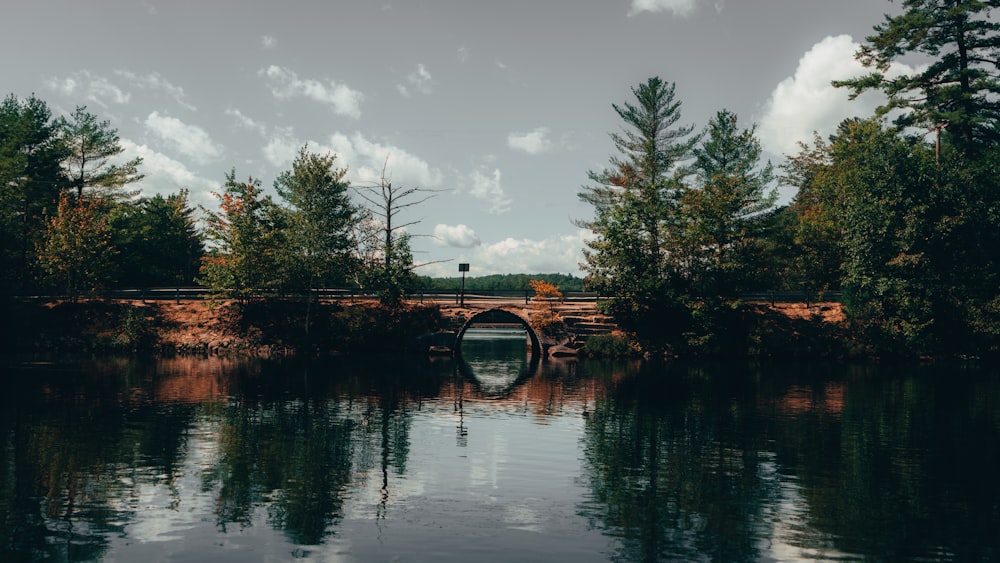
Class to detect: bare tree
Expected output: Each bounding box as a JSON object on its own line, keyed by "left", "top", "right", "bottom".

{"left": 352, "top": 157, "right": 440, "bottom": 302}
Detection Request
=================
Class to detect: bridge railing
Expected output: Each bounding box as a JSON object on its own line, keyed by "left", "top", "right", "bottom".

{"left": 8, "top": 287, "right": 840, "bottom": 305}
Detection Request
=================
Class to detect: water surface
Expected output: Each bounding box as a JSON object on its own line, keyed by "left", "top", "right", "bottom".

{"left": 1, "top": 340, "right": 998, "bottom": 562}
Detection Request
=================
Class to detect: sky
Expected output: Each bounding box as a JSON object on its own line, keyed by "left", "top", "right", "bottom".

{"left": 1, "top": 0, "right": 905, "bottom": 278}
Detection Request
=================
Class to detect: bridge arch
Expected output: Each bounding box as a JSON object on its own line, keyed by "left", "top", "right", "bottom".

{"left": 454, "top": 308, "right": 542, "bottom": 358}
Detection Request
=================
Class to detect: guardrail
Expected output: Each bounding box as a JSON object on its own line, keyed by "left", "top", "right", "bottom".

{"left": 8, "top": 288, "right": 841, "bottom": 304}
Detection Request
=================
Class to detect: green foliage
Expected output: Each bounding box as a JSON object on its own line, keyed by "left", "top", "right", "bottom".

{"left": 59, "top": 106, "right": 143, "bottom": 199}
{"left": 0, "top": 94, "right": 67, "bottom": 291}
{"left": 833, "top": 0, "right": 1000, "bottom": 152}
{"left": 200, "top": 171, "right": 289, "bottom": 304}
{"left": 577, "top": 77, "right": 699, "bottom": 347}
{"left": 274, "top": 145, "right": 359, "bottom": 291}
{"left": 108, "top": 191, "right": 203, "bottom": 287}
{"left": 683, "top": 109, "right": 778, "bottom": 294}
{"left": 583, "top": 333, "right": 638, "bottom": 358}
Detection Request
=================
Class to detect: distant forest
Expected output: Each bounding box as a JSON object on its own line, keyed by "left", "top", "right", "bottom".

{"left": 417, "top": 273, "right": 584, "bottom": 292}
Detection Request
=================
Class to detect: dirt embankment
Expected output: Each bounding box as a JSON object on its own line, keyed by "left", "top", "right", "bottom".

{"left": 2, "top": 298, "right": 847, "bottom": 357}
{"left": 3, "top": 298, "right": 445, "bottom": 356}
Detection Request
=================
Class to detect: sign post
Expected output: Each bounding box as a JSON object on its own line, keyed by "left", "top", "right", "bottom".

{"left": 459, "top": 263, "right": 469, "bottom": 307}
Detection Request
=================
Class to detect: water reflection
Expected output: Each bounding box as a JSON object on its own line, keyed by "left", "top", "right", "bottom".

{"left": 457, "top": 327, "right": 538, "bottom": 397}
{"left": 1, "top": 355, "right": 998, "bottom": 562}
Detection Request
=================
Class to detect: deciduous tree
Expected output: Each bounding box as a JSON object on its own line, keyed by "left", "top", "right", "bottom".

{"left": 37, "top": 192, "right": 116, "bottom": 299}
{"left": 200, "top": 171, "right": 287, "bottom": 304}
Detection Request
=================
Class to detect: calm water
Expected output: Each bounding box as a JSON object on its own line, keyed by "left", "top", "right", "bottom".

{"left": 2, "top": 330, "right": 999, "bottom": 562}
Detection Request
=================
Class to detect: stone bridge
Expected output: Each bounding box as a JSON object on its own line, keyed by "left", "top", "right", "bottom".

{"left": 417, "top": 297, "right": 619, "bottom": 358}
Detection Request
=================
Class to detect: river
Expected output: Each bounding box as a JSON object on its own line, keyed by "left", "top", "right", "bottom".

{"left": 2, "top": 329, "right": 998, "bottom": 562}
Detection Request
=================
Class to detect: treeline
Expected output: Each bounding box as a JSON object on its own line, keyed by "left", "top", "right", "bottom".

{"left": 417, "top": 273, "right": 584, "bottom": 292}
{"left": 1, "top": 99, "right": 422, "bottom": 305}
{"left": 580, "top": 0, "right": 1000, "bottom": 359}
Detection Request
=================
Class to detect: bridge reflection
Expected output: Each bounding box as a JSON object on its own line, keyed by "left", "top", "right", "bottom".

{"left": 456, "top": 328, "right": 540, "bottom": 398}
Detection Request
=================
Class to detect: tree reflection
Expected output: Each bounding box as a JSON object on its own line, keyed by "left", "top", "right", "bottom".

{"left": 578, "top": 361, "right": 778, "bottom": 562}
{"left": 0, "top": 359, "right": 199, "bottom": 561}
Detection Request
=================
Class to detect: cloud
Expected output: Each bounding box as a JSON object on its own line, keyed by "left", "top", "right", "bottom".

{"left": 421, "top": 229, "right": 589, "bottom": 277}
{"left": 398, "top": 63, "right": 435, "bottom": 97}
{"left": 261, "top": 34, "right": 276, "bottom": 49}
{"left": 262, "top": 129, "right": 443, "bottom": 188}
{"left": 262, "top": 126, "right": 302, "bottom": 167}
{"left": 114, "top": 70, "right": 196, "bottom": 111}
{"left": 507, "top": 127, "right": 552, "bottom": 155}
{"left": 327, "top": 131, "right": 444, "bottom": 188}
{"left": 145, "top": 111, "right": 223, "bottom": 163}
{"left": 629, "top": 0, "right": 698, "bottom": 17}
{"left": 259, "top": 65, "right": 364, "bottom": 119}
{"left": 758, "top": 34, "right": 918, "bottom": 156}
{"left": 45, "top": 71, "right": 130, "bottom": 107}
{"left": 434, "top": 224, "right": 482, "bottom": 248}
{"left": 469, "top": 168, "right": 511, "bottom": 214}
{"left": 225, "top": 108, "right": 267, "bottom": 136}
{"left": 120, "top": 139, "right": 218, "bottom": 209}
{"left": 457, "top": 45, "right": 470, "bottom": 63}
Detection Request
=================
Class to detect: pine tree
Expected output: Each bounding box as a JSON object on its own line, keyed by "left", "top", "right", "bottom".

{"left": 577, "top": 76, "right": 697, "bottom": 297}
{"left": 60, "top": 106, "right": 143, "bottom": 199}
{"left": 834, "top": 0, "right": 1000, "bottom": 152}
{"left": 683, "top": 110, "right": 777, "bottom": 293}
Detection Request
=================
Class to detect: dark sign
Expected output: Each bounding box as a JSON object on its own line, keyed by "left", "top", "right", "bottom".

{"left": 459, "top": 263, "right": 470, "bottom": 272}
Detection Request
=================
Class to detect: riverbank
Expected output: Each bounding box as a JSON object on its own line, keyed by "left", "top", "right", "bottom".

{"left": 2, "top": 298, "right": 445, "bottom": 356}
{"left": 2, "top": 297, "right": 852, "bottom": 359}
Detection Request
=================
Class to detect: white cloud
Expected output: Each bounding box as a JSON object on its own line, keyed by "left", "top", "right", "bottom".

{"left": 629, "top": 0, "right": 698, "bottom": 17}
{"left": 262, "top": 126, "right": 302, "bottom": 167}
{"left": 120, "top": 139, "right": 218, "bottom": 209}
{"left": 398, "top": 63, "right": 435, "bottom": 97}
{"left": 259, "top": 65, "right": 364, "bottom": 119}
{"left": 145, "top": 111, "right": 223, "bottom": 163}
{"left": 256, "top": 128, "right": 442, "bottom": 188}
{"left": 327, "top": 131, "right": 444, "bottom": 188}
{"left": 434, "top": 224, "right": 482, "bottom": 248}
{"left": 421, "top": 229, "right": 588, "bottom": 277}
{"left": 758, "top": 34, "right": 918, "bottom": 156}
{"left": 45, "top": 71, "right": 130, "bottom": 107}
{"left": 469, "top": 168, "right": 511, "bottom": 214}
{"left": 225, "top": 108, "right": 267, "bottom": 136}
{"left": 507, "top": 127, "right": 552, "bottom": 155}
{"left": 114, "top": 70, "right": 196, "bottom": 111}
{"left": 261, "top": 34, "right": 276, "bottom": 49}
{"left": 457, "top": 45, "right": 470, "bottom": 63}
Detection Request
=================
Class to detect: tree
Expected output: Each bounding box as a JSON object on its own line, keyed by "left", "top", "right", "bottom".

{"left": 578, "top": 77, "right": 698, "bottom": 294}
{"left": 682, "top": 110, "right": 777, "bottom": 294}
{"left": 59, "top": 106, "right": 143, "bottom": 199}
{"left": 108, "top": 190, "right": 204, "bottom": 288}
{"left": 780, "top": 132, "right": 846, "bottom": 292}
{"left": 353, "top": 160, "right": 435, "bottom": 304}
{"left": 576, "top": 76, "right": 698, "bottom": 347}
{"left": 833, "top": 0, "right": 1000, "bottom": 152}
{"left": 274, "top": 145, "right": 359, "bottom": 292}
{"left": 0, "top": 94, "right": 67, "bottom": 290}
{"left": 274, "top": 145, "right": 360, "bottom": 334}
{"left": 36, "top": 192, "right": 116, "bottom": 299}
{"left": 200, "top": 171, "right": 288, "bottom": 304}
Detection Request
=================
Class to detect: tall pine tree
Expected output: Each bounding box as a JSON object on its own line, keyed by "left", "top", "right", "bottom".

{"left": 834, "top": 0, "right": 1000, "bottom": 152}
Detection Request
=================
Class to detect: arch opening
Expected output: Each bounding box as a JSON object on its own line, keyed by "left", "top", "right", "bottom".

{"left": 454, "top": 308, "right": 542, "bottom": 359}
